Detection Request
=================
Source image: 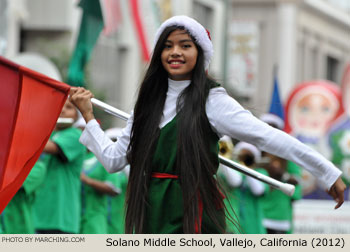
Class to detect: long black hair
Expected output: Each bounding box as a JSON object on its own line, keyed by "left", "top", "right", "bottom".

{"left": 125, "top": 25, "right": 226, "bottom": 233}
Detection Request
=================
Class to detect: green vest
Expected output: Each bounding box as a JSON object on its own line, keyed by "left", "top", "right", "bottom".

{"left": 142, "top": 115, "right": 224, "bottom": 233}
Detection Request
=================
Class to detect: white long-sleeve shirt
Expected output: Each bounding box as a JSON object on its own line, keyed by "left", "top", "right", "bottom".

{"left": 80, "top": 79, "right": 342, "bottom": 190}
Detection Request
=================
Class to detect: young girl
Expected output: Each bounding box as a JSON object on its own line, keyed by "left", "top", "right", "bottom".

{"left": 70, "top": 15, "right": 346, "bottom": 234}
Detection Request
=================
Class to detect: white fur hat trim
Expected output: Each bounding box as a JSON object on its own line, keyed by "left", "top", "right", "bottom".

{"left": 219, "top": 135, "right": 233, "bottom": 145}
{"left": 234, "top": 142, "right": 261, "bottom": 163}
{"left": 260, "top": 113, "right": 285, "bottom": 130}
{"left": 154, "top": 15, "right": 213, "bottom": 70}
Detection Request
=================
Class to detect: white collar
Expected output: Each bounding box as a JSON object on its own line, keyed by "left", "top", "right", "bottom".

{"left": 168, "top": 78, "right": 191, "bottom": 94}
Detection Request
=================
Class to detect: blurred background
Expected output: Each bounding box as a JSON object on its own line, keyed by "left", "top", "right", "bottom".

{"left": 0, "top": 0, "right": 349, "bottom": 233}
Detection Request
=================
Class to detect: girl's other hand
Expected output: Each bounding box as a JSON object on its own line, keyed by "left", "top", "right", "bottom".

{"left": 327, "top": 177, "right": 346, "bottom": 209}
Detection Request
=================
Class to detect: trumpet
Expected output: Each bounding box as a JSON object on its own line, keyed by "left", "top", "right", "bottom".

{"left": 219, "top": 137, "right": 234, "bottom": 159}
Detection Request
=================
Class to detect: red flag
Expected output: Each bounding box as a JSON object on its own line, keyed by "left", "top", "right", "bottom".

{"left": 0, "top": 56, "right": 70, "bottom": 213}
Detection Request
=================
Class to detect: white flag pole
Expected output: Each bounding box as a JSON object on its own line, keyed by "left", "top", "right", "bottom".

{"left": 91, "top": 98, "right": 130, "bottom": 121}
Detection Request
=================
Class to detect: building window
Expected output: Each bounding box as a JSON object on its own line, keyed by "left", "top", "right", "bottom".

{"left": 326, "top": 55, "right": 339, "bottom": 83}
{"left": 193, "top": 1, "right": 214, "bottom": 32}
{"left": 227, "top": 20, "right": 260, "bottom": 96}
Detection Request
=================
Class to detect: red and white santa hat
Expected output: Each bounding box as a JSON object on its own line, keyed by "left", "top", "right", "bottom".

{"left": 154, "top": 15, "right": 213, "bottom": 70}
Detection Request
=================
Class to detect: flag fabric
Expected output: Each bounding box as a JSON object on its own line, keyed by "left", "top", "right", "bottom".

{"left": 100, "top": 0, "right": 122, "bottom": 36}
{"left": 67, "top": 0, "right": 104, "bottom": 87}
{"left": 130, "top": 0, "right": 151, "bottom": 62}
{"left": 0, "top": 56, "right": 70, "bottom": 214}
{"left": 269, "top": 73, "right": 285, "bottom": 121}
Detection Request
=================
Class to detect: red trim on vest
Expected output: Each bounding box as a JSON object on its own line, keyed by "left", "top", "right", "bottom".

{"left": 151, "top": 172, "right": 225, "bottom": 234}
{"left": 151, "top": 172, "right": 179, "bottom": 179}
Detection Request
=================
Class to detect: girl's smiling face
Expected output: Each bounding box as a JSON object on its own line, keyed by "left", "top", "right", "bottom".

{"left": 161, "top": 29, "right": 198, "bottom": 81}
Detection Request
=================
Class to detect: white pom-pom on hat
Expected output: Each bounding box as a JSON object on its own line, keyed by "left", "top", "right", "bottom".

{"left": 234, "top": 142, "right": 262, "bottom": 163}
{"left": 154, "top": 15, "right": 213, "bottom": 70}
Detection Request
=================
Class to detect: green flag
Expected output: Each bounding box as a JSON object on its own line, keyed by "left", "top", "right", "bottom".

{"left": 67, "top": 0, "right": 104, "bottom": 87}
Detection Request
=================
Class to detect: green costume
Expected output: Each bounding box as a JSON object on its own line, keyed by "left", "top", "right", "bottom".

{"left": 34, "top": 127, "right": 85, "bottom": 234}
{"left": 330, "top": 128, "right": 350, "bottom": 185}
{"left": 0, "top": 216, "right": 3, "bottom": 234}
{"left": 238, "top": 168, "right": 269, "bottom": 234}
{"left": 80, "top": 152, "right": 120, "bottom": 234}
{"left": 107, "top": 169, "right": 128, "bottom": 234}
{"left": 261, "top": 162, "right": 302, "bottom": 233}
{"left": 143, "top": 115, "right": 224, "bottom": 233}
{"left": 217, "top": 167, "right": 241, "bottom": 233}
{"left": 1, "top": 160, "right": 46, "bottom": 234}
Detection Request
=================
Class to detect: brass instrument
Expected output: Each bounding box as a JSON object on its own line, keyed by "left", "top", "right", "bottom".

{"left": 219, "top": 137, "right": 234, "bottom": 159}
